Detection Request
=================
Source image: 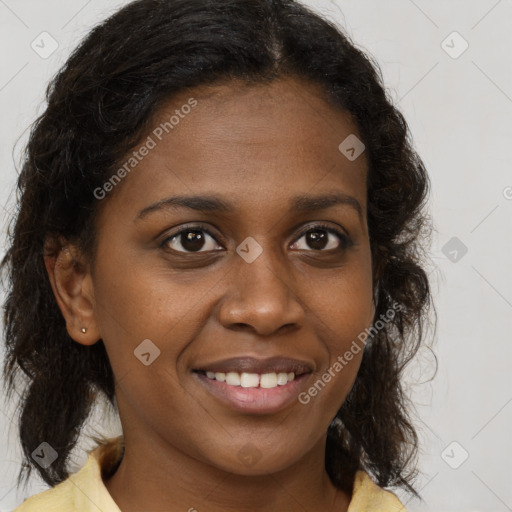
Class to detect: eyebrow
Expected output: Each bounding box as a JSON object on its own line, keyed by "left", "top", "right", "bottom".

{"left": 135, "top": 192, "right": 363, "bottom": 221}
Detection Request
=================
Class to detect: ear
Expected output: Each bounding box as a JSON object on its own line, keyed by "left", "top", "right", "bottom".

{"left": 43, "top": 235, "right": 101, "bottom": 345}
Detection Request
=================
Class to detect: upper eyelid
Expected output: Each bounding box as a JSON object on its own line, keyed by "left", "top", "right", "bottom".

{"left": 294, "top": 223, "right": 349, "bottom": 240}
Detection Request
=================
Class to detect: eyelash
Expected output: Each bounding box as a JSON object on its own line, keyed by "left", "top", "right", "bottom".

{"left": 160, "top": 223, "right": 352, "bottom": 254}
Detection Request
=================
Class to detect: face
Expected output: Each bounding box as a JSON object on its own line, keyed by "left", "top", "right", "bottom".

{"left": 52, "top": 76, "right": 375, "bottom": 476}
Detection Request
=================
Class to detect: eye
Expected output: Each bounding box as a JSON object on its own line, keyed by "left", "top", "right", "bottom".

{"left": 161, "top": 225, "right": 223, "bottom": 254}
{"left": 291, "top": 223, "right": 351, "bottom": 252}
{"left": 160, "top": 223, "right": 352, "bottom": 254}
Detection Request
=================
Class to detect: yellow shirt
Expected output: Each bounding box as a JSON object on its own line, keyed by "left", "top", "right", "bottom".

{"left": 14, "top": 436, "right": 407, "bottom": 511}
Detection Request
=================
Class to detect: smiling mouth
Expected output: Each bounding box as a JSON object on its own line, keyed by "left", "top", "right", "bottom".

{"left": 192, "top": 355, "right": 313, "bottom": 384}
{"left": 193, "top": 369, "right": 312, "bottom": 414}
{"left": 194, "top": 370, "right": 302, "bottom": 389}
{"left": 191, "top": 355, "right": 314, "bottom": 413}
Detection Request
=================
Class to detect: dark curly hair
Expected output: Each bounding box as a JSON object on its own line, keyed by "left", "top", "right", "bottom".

{"left": 1, "top": 0, "right": 435, "bottom": 500}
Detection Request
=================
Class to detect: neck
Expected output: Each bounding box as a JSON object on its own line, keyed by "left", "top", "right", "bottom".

{"left": 103, "top": 430, "right": 351, "bottom": 512}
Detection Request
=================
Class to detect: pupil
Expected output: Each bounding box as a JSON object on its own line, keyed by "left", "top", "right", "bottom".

{"left": 308, "top": 230, "right": 327, "bottom": 250}
{"left": 182, "top": 230, "right": 205, "bottom": 252}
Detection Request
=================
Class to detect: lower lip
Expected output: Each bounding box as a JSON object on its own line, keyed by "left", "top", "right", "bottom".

{"left": 193, "top": 372, "right": 311, "bottom": 414}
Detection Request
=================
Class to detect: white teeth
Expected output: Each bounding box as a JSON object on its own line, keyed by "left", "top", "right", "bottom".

{"left": 225, "top": 372, "right": 241, "bottom": 386}
{"left": 260, "top": 373, "right": 277, "bottom": 388}
{"left": 240, "top": 373, "right": 260, "bottom": 387}
{"left": 276, "top": 372, "right": 288, "bottom": 386}
{"left": 204, "top": 371, "right": 296, "bottom": 388}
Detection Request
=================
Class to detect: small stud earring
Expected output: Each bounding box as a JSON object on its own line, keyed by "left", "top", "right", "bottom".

{"left": 81, "top": 327, "right": 87, "bottom": 334}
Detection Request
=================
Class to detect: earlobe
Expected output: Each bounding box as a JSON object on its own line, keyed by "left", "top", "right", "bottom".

{"left": 43, "top": 236, "right": 100, "bottom": 345}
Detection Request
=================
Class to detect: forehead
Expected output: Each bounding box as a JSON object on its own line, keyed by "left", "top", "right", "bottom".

{"left": 154, "top": 76, "right": 365, "bottom": 167}
{"left": 101, "top": 76, "right": 368, "bottom": 222}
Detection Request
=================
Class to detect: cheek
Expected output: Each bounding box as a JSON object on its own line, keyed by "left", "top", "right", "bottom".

{"left": 91, "top": 249, "right": 216, "bottom": 371}
{"left": 320, "top": 254, "right": 374, "bottom": 344}
{"left": 314, "top": 255, "right": 373, "bottom": 393}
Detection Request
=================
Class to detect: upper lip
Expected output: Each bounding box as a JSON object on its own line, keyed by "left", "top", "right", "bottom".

{"left": 194, "top": 356, "right": 314, "bottom": 376}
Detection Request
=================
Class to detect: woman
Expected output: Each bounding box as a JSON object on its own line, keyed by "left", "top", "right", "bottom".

{"left": 2, "top": 0, "right": 433, "bottom": 510}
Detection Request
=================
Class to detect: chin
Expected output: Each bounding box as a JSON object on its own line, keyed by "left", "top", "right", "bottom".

{"left": 204, "top": 444, "right": 304, "bottom": 477}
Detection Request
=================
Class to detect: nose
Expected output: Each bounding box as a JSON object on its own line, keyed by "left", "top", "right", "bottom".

{"left": 216, "top": 243, "right": 305, "bottom": 337}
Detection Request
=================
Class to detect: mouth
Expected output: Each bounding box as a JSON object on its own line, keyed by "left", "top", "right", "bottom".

{"left": 191, "top": 356, "right": 314, "bottom": 414}
{"left": 194, "top": 369, "right": 302, "bottom": 388}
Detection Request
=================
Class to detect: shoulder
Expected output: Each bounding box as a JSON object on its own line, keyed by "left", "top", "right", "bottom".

{"left": 348, "top": 470, "right": 407, "bottom": 511}
{"left": 13, "top": 436, "right": 124, "bottom": 512}
{"left": 13, "top": 482, "right": 74, "bottom": 512}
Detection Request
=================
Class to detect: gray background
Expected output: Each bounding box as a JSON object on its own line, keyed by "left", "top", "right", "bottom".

{"left": 1, "top": 1, "right": 511, "bottom": 510}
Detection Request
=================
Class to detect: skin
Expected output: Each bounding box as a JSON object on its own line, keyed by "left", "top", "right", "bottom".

{"left": 45, "top": 76, "right": 375, "bottom": 512}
